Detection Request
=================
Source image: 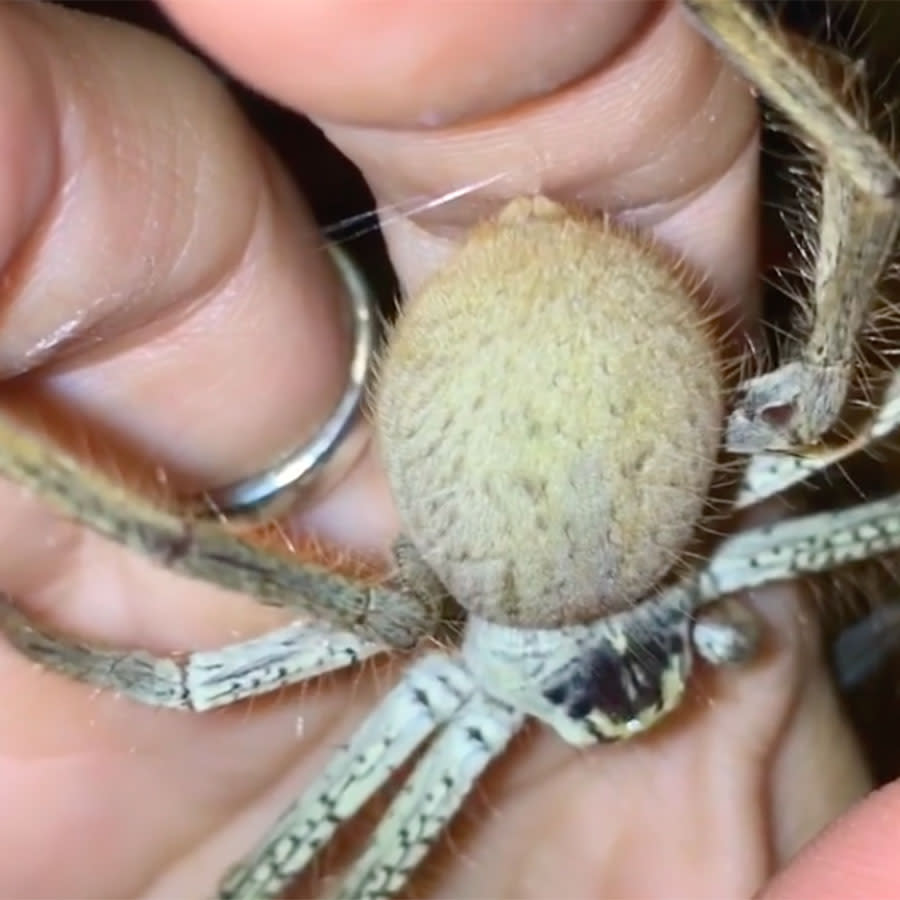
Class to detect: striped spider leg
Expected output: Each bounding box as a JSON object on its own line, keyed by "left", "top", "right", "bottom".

{"left": 5, "top": 406, "right": 900, "bottom": 900}
{"left": 2, "top": 1, "right": 900, "bottom": 898}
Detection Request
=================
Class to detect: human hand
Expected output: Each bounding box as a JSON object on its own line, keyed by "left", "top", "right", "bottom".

{"left": 0, "top": 1, "right": 879, "bottom": 897}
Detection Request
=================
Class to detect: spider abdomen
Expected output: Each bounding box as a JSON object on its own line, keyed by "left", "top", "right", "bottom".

{"left": 376, "top": 195, "right": 726, "bottom": 628}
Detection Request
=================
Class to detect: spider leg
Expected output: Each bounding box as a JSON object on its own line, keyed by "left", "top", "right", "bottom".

{"left": 738, "top": 451, "right": 826, "bottom": 509}
{"left": 683, "top": 0, "right": 900, "bottom": 453}
{"left": 738, "top": 367, "right": 900, "bottom": 506}
{"left": 702, "top": 491, "right": 900, "bottom": 599}
{"left": 0, "top": 595, "right": 385, "bottom": 711}
{"left": 335, "top": 691, "right": 524, "bottom": 900}
{"left": 691, "top": 595, "right": 761, "bottom": 665}
{"left": 216, "top": 473, "right": 900, "bottom": 900}
{"left": 0, "top": 414, "right": 437, "bottom": 648}
{"left": 229, "top": 484, "right": 900, "bottom": 900}
{"left": 219, "top": 654, "right": 474, "bottom": 900}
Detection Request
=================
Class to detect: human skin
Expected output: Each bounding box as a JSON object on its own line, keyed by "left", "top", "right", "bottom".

{"left": 0, "top": 0, "right": 892, "bottom": 896}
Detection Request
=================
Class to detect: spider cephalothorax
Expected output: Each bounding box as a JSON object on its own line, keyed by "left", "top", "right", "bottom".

{"left": 2, "top": 1, "right": 900, "bottom": 899}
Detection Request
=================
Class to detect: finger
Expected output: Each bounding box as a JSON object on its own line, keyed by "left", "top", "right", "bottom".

{"left": 766, "top": 622, "right": 873, "bottom": 864}
{"left": 160, "top": 0, "right": 657, "bottom": 128}
{"left": 0, "top": 2, "right": 401, "bottom": 628}
{"left": 321, "top": 3, "right": 759, "bottom": 312}
{"left": 162, "top": 0, "right": 758, "bottom": 309}
{"left": 761, "top": 780, "right": 900, "bottom": 900}
{"left": 0, "top": 3, "right": 362, "bottom": 508}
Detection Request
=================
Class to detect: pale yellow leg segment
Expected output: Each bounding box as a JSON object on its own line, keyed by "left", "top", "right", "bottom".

{"left": 684, "top": 0, "right": 900, "bottom": 452}
{"left": 335, "top": 692, "right": 524, "bottom": 900}
{"left": 0, "top": 596, "right": 385, "bottom": 711}
{"left": 738, "top": 369, "right": 900, "bottom": 507}
{"left": 703, "top": 491, "right": 900, "bottom": 599}
{"left": 219, "top": 655, "right": 475, "bottom": 900}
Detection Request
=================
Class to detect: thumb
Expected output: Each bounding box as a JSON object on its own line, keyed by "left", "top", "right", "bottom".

{"left": 163, "top": 1, "right": 760, "bottom": 311}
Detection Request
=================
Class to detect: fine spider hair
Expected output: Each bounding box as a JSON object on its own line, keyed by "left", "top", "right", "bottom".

{"left": 3, "top": 2, "right": 900, "bottom": 899}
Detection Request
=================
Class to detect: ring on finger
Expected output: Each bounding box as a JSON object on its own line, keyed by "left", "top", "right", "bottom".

{"left": 193, "top": 243, "right": 377, "bottom": 523}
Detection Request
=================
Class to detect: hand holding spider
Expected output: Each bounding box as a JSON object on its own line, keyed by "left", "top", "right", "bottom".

{"left": 0, "top": 1, "right": 890, "bottom": 897}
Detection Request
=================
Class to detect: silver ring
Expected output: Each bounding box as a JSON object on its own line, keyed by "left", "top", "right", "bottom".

{"left": 194, "top": 243, "right": 376, "bottom": 522}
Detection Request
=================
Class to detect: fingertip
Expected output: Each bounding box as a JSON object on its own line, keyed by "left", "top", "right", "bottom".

{"left": 159, "top": 0, "right": 657, "bottom": 128}
{"left": 762, "top": 780, "right": 900, "bottom": 900}
{"left": 0, "top": 3, "right": 365, "bottom": 509}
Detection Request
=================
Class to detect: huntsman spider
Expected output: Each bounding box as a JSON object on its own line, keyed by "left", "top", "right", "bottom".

{"left": 2, "top": 1, "right": 900, "bottom": 898}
